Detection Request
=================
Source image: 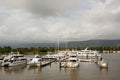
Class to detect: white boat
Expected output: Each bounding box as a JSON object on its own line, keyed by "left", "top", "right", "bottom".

{"left": 7, "top": 60, "right": 27, "bottom": 67}
{"left": 67, "top": 53, "right": 79, "bottom": 68}
{"left": 79, "top": 59, "right": 93, "bottom": 62}
{"left": 0, "top": 55, "right": 5, "bottom": 66}
{"left": 97, "top": 58, "right": 108, "bottom": 68}
{"left": 2, "top": 53, "right": 27, "bottom": 67}
{"left": 77, "top": 47, "right": 101, "bottom": 58}
{"left": 59, "top": 62, "right": 67, "bottom": 67}
{"left": 60, "top": 52, "right": 79, "bottom": 68}
{"left": 42, "top": 51, "right": 68, "bottom": 61}
{"left": 27, "top": 55, "right": 42, "bottom": 67}
{"left": 42, "top": 54, "right": 57, "bottom": 60}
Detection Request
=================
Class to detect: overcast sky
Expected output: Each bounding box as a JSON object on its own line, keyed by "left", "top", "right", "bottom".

{"left": 0, "top": 0, "right": 120, "bottom": 43}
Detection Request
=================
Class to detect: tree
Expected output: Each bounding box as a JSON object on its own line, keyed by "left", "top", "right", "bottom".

{"left": 2, "top": 46, "right": 11, "bottom": 54}
{"left": 0, "top": 47, "right": 3, "bottom": 54}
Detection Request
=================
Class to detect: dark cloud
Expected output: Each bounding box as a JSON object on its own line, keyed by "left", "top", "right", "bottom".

{"left": 0, "top": 0, "right": 82, "bottom": 17}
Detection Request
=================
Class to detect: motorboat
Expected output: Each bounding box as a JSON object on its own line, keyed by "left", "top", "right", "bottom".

{"left": 97, "top": 57, "right": 108, "bottom": 68}
{"left": 27, "top": 55, "right": 42, "bottom": 67}
{"left": 79, "top": 59, "right": 93, "bottom": 62}
{"left": 67, "top": 53, "right": 79, "bottom": 68}
{"left": 60, "top": 51, "right": 79, "bottom": 68}
{"left": 98, "top": 60, "right": 108, "bottom": 68}
{"left": 42, "top": 53, "right": 59, "bottom": 61}
{"left": 2, "top": 53, "right": 27, "bottom": 67}
{"left": 77, "top": 47, "right": 101, "bottom": 58}
{"left": 0, "top": 55, "right": 6, "bottom": 66}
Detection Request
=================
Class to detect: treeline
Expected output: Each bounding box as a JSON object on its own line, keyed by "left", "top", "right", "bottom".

{"left": 0, "top": 46, "right": 56, "bottom": 55}
{"left": 0, "top": 46, "right": 120, "bottom": 55}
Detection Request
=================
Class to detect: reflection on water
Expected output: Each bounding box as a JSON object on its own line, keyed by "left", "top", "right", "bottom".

{"left": 69, "top": 68, "right": 79, "bottom": 80}
{"left": 0, "top": 54, "right": 120, "bottom": 80}
{"left": 0, "top": 64, "right": 27, "bottom": 75}
{"left": 27, "top": 66, "right": 44, "bottom": 74}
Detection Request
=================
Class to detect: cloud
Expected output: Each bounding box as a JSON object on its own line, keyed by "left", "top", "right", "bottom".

{"left": 0, "top": 0, "right": 82, "bottom": 17}
{"left": 0, "top": 0, "right": 120, "bottom": 43}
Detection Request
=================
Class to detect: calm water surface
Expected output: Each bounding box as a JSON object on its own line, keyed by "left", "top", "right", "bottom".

{"left": 0, "top": 54, "right": 120, "bottom": 80}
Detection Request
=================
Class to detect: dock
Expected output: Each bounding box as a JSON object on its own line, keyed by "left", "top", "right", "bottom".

{"left": 40, "top": 61, "right": 51, "bottom": 67}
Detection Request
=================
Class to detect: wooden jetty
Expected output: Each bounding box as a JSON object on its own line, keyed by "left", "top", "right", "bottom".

{"left": 40, "top": 61, "right": 51, "bottom": 67}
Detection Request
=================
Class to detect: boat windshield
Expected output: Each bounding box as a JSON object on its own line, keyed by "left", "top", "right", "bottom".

{"left": 70, "top": 60, "right": 77, "bottom": 62}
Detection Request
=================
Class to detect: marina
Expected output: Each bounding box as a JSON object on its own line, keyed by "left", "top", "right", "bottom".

{"left": 0, "top": 49, "right": 108, "bottom": 68}
{"left": 0, "top": 0, "right": 119, "bottom": 80}
{"left": 0, "top": 53, "right": 120, "bottom": 80}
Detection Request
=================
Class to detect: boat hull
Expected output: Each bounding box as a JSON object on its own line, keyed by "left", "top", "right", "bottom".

{"left": 97, "top": 61, "right": 108, "bottom": 68}
{"left": 2, "top": 60, "right": 27, "bottom": 67}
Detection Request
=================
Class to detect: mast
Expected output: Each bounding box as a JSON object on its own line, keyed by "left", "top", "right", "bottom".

{"left": 65, "top": 39, "right": 68, "bottom": 51}
{"left": 57, "top": 35, "right": 59, "bottom": 53}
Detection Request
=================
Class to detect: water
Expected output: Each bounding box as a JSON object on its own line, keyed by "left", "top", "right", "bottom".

{"left": 0, "top": 54, "right": 120, "bottom": 80}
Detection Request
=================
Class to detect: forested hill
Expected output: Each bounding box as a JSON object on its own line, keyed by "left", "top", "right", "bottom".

{"left": 67, "top": 39, "right": 120, "bottom": 47}
{"left": 1, "top": 39, "right": 120, "bottom": 48}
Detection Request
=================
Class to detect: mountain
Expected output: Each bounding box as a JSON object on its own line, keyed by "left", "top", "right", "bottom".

{"left": 67, "top": 39, "right": 120, "bottom": 47}
{"left": 0, "top": 42, "right": 56, "bottom": 48}
{"left": 0, "top": 39, "right": 120, "bottom": 48}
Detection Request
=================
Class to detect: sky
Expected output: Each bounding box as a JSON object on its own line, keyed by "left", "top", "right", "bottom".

{"left": 0, "top": 0, "right": 120, "bottom": 43}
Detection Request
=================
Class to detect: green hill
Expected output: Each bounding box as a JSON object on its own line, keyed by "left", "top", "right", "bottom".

{"left": 1, "top": 39, "right": 120, "bottom": 48}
